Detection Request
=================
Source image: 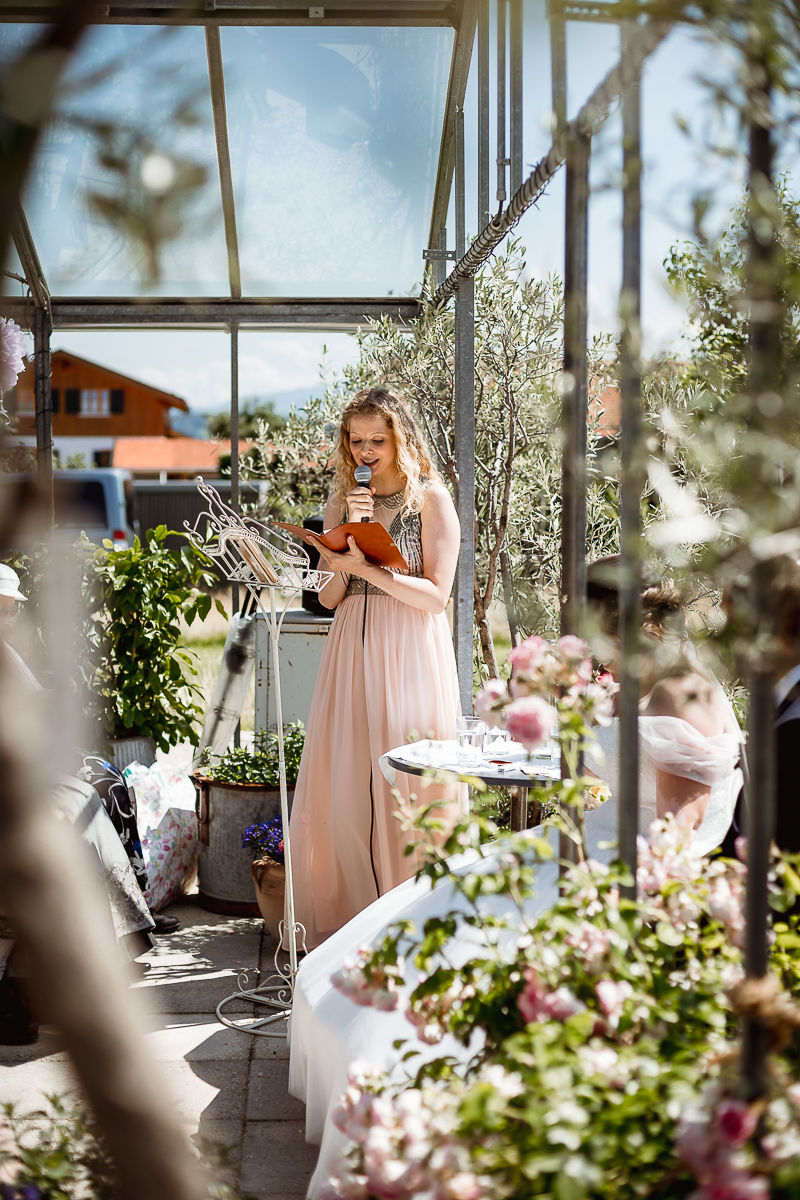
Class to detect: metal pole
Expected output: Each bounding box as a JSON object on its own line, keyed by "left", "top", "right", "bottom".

{"left": 560, "top": 129, "right": 590, "bottom": 864}
{"left": 510, "top": 0, "right": 523, "bottom": 194}
{"left": 478, "top": 0, "right": 491, "bottom": 231}
{"left": 454, "top": 277, "right": 475, "bottom": 715}
{"left": 617, "top": 25, "right": 642, "bottom": 890}
{"left": 741, "top": 63, "right": 778, "bottom": 1101}
{"left": 33, "top": 304, "right": 53, "bottom": 523}
{"left": 230, "top": 320, "right": 240, "bottom": 746}
{"left": 550, "top": 2, "right": 567, "bottom": 134}
{"left": 496, "top": 0, "right": 507, "bottom": 207}
{"left": 455, "top": 107, "right": 466, "bottom": 259}
{"left": 438, "top": 226, "right": 449, "bottom": 289}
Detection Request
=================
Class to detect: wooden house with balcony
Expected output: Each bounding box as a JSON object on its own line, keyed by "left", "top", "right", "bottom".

{"left": 4, "top": 349, "right": 189, "bottom": 467}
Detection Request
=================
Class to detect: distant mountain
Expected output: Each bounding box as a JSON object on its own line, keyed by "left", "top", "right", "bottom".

{"left": 261, "top": 384, "right": 328, "bottom": 416}
{"left": 169, "top": 384, "right": 330, "bottom": 438}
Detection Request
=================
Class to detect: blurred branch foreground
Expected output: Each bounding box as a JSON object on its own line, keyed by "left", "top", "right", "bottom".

{"left": 0, "top": 482, "right": 206, "bottom": 1200}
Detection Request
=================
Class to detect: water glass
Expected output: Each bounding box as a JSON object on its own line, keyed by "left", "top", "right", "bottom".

{"left": 483, "top": 727, "right": 511, "bottom": 757}
{"left": 456, "top": 716, "right": 486, "bottom": 763}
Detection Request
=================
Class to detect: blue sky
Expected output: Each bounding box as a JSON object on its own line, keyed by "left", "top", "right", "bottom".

{"left": 4, "top": 8, "right": 774, "bottom": 415}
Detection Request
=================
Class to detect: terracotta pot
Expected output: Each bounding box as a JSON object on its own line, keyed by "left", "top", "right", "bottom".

{"left": 251, "top": 857, "right": 286, "bottom": 941}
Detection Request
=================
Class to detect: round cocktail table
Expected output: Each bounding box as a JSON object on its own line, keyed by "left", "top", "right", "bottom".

{"left": 380, "top": 739, "right": 560, "bottom": 831}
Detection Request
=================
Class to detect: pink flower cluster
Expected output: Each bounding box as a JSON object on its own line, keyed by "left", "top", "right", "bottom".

{"left": 332, "top": 947, "right": 405, "bottom": 1012}
{"left": 516, "top": 967, "right": 585, "bottom": 1024}
{"left": 636, "top": 815, "right": 746, "bottom": 948}
{"left": 0, "top": 318, "right": 26, "bottom": 395}
{"left": 707, "top": 865, "right": 747, "bottom": 950}
{"left": 565, "top": 921, "right": 620, "bottom": 974}
{"left": 677, "top": 1099, "right": 767, "bottom": 1200}
{"left": 406, "top": 979, "right": 476, "bottom": 1045}
{"left": 325, "top": 1060, "right": 497, "bottom": 1200}
{"left": 474, "top": 634, "right": 618, "bottom": 752}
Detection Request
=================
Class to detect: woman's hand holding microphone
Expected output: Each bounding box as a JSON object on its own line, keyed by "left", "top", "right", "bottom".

{"left": 307, "top": 482, "right": 376, "bottom": 577}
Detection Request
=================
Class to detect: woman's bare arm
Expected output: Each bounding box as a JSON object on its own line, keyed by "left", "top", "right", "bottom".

{"left": 311, "top": 482, "right": 460, "bottom": 616}
{"left": 316, "top": 495, "right": 350, "bottom": 610}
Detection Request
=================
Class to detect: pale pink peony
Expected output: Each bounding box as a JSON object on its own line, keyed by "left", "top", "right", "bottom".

{"left": 508, "top": 635, "right": 547, "bottom": 675}
{"left": 474, "top": 678, "right": 508, "bottom": 727}
{"left": 504, "top": 695, "right": 550, "bottom": 751}
{"left": 446, "top": 1172, "right": 483, "bottom": 1200}
{"left": 558, "top": 634, "right": 591, "bottom": 661}
{"left": 0, "top": 318, "right": 26, "bottom": 394}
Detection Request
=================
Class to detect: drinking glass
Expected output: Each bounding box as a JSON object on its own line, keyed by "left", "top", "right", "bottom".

{"left": 456, "top": 716, "right": 486, "bottom": 763}
{"left": 483, "top": 726, "right": 511, "bottom": 757}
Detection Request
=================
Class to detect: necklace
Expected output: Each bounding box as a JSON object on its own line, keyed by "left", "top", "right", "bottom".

{"left": 373, "top": 490, "right": 404, "bottom": 509}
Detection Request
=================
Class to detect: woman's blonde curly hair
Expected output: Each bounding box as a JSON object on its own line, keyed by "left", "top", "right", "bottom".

{"left": 332, "top": 387, "right": 440, "bottom": 517}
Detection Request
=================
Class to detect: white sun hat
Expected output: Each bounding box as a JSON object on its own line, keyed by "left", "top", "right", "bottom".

{"left": 0, "top": 564, "right": 27, "bottom": 602}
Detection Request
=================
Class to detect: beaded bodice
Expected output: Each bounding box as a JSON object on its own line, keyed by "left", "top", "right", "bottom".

{"left": 344, "top": 489, "right": 424, "bottom": 598}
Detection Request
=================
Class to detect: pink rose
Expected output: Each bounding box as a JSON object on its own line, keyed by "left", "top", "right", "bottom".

{"left": 715, "top": 1099, "right": 758, "bottom": 1148}
{"left": 558, "top": 634, "right": 591, "bottom": 661}
{"left": 474, "top": 678, "right": 508, "bottom": 727}
{"left": 542, "top": 986, "right": 585, "bottom": 1022}
{"left": 508, "top": 635, "right": 547, "bottom": 675}
{"left": 505, "top": 696, "right": 550, "bottom": 752}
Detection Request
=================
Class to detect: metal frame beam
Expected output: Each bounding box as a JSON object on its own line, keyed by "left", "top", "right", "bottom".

{"left": 0, "top": 297, "right": 424, "bottom": 331}
{"left": 0, "top": 2, "right": 459, "bottom": 25}
{"left": 453, "top": 276, "right": 475, "bottom": 713}
{"left": 426, "top": 0, "right": 478, "bottom": 254}
{"left": 206, "top": 26, "right": 242, "bottom": 299}
{"left": 11, "top": 204, "right": 49, "bottom": 311}
{"left": 617, "top": 21, "right": 643, "bottom": 888}
{"left": 433, "top": 16, "right": 669, "bottom": 304}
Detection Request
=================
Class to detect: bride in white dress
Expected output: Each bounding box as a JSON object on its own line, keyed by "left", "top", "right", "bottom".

{"left": 288, "top": 570, "right": 744, "bottom": 1198}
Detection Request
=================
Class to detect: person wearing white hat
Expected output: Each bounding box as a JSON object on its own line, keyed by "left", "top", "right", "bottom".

{"left": 0, "top": 564, "right": 41, "bottom": 694}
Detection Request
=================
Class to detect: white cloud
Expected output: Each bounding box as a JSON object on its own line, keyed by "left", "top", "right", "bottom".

{"left": 52, "top": 329, "right": 361, "bottom": 411}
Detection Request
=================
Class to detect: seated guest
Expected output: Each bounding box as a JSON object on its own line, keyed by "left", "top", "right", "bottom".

{"left": 586, "top": 556, "right": 743, "bottom": 853}
{"left": 0, "top": 565, "right": 159, "bottom": 1042}
{"left": 772, "top": 565, "right": 800, "bottom": 852}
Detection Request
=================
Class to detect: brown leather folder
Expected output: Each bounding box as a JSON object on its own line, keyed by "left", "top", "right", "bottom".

{"left": 273, "top": 521, "right": 408, "bottom": 571}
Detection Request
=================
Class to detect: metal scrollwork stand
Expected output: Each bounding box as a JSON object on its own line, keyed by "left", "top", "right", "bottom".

{"left": 186, "top": 478, "right": 333, "bottom": 1036}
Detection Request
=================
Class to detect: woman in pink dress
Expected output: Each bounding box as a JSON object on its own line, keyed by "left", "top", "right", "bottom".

{"left": 287, "top": 387, "right": 465, "bottom": 949}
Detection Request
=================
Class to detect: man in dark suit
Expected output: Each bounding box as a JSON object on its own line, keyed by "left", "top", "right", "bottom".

{"left": 722, "top": 566, "right": 800, "bottom": 856}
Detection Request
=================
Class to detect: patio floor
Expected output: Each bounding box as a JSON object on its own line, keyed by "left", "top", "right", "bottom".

{"left": 0, "top": 894, "right": 319, "bottom": 1199}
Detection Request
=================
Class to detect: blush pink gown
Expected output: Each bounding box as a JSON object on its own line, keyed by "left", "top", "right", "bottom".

{"left": 286, "top": 492, "right": 465, "bottom": 949}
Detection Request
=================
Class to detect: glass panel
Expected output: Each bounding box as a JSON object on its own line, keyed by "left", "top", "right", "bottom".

{"left": 222, "top": 26, "right": 454, "bottom": 297}
{"left": 0, "top": 24, "right": 229, "bottom": 297}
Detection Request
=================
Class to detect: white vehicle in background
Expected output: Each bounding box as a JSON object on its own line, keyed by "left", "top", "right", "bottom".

{"left": 1, "top": 468, "right": 136, "bottom": 551}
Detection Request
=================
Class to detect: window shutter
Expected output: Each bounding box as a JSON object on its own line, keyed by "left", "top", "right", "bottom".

{"left": 51, "top": 388, "right": 60, "bottom": 414}
{"left": 110, "top": 388, "right": 124, "bottom": 414}
{"left": 65, "top": 388, "right": 80, "bottom": 414}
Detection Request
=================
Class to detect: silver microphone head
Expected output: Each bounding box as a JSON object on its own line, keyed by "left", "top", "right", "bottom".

{"left": 354, "top": 465, "right": 373, "bottom": 487}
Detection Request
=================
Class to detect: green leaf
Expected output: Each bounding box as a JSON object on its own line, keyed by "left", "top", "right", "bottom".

{"left": 655, "top": 922, "right": 685, "bottom": 947}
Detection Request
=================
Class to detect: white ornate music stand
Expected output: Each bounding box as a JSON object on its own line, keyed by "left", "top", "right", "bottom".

{"left": 186, "top": 478, "right": 333, "bottom": 1036}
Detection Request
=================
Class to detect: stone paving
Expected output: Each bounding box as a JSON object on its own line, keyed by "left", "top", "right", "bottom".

{"left": 0, "top": 894, "right": 319, "bottom": 1199}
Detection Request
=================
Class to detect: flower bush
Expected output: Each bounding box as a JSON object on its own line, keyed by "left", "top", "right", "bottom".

{"left": 322, "top": 636, "right": 800, "bottom": 1200}
{"left": 325, "top": 812, "right": 800, "bottom": 1200}
{"left": 242, "top": 813, "right": 285, "bottom": 865}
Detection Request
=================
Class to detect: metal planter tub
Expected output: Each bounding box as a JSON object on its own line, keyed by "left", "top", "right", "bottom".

{"left": 193, "top": 774, "right": 294, "bottom": 916}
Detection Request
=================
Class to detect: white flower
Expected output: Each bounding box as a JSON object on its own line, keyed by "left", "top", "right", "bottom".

{"left": 0, "top": 318, "right": 26, "bottom": 395}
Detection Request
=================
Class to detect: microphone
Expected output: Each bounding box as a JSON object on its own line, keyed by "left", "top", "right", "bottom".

{"left": 353, "top": 464, "right": 372, "bottom": 523}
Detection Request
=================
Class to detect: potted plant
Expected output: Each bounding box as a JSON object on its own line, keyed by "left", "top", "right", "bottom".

{"left": 243, "top": 815, "right": 285, "bottom": 940}
{"left": 194, "top": 723, "right": 304, "bottom": 915}
{"left": 80, "top": 527, "right": 224, "bottom": 768}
